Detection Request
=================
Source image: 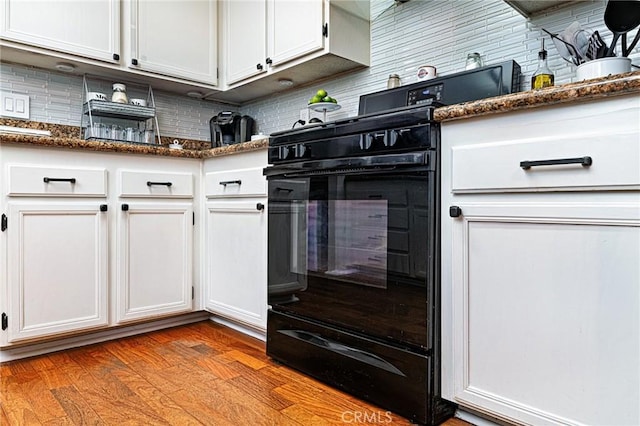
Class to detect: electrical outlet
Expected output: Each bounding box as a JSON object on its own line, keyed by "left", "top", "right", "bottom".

{"left": 1, "top": 92, "right": 30, "bottom": 119}
{"left": 299, "top": 108, "right": 309, "bottom": 123}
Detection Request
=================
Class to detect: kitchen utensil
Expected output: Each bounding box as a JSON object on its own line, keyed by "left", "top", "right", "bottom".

{"left": 625, "top": 29, "right": 640, "bottom": 55}
{"left": 604, "top": 0, "right": 640, "bottom": 57}
{"left": 543, "top": 28, "right": 583, "bottom": 65}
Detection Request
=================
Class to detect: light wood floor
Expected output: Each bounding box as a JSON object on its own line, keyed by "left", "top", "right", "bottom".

{"left": 1, "top": 321, "right": 470, "bottom": 425}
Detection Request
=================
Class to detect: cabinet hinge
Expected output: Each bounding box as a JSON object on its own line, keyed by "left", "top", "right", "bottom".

{"left": 193, "top": 212, "right": 195, "bottom": 226}
{"left": 322, "top": 23, "right": 328, "bottom": 37}
{"left": 1, "top": 313, "right": 7, "bottom": 331}
{"left": 192, "top": 286, "right": 195, "bottom": 300}
{"left": 1, "top": 214, "right": 7, "bottom": 232}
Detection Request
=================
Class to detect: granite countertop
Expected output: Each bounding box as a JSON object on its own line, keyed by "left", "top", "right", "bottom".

{"left": 2, "top": 71, "right": 638, "bottom": 158}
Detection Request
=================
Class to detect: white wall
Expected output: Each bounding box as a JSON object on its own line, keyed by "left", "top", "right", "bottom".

{"left": 1, "top": 0, "right": 636, "bottom": 140}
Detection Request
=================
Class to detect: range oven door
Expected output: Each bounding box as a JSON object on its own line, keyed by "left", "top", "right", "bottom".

{"left": 266, "top": 151, "right": 437, "bottom": 350}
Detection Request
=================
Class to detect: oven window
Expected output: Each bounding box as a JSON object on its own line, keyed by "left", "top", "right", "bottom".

{"left": 268, "top": 171, "right": 434, "bottom": 349}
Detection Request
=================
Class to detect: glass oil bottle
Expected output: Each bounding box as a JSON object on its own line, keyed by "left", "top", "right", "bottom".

{"left": 531, "top": 39, "right": 554, "bottom": 90}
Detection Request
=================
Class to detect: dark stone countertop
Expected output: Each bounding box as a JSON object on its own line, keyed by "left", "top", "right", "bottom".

{"left": 2, "top": 71, "right": 638, "bottom": 158}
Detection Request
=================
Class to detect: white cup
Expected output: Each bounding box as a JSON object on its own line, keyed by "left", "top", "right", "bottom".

{"left": 130, "top": 98, "right": 147, "bottom": 107}
{"left": 417, "top": 65, "right": 437, "bottom": 81}
{"left": 86, "top": 92, "right": 107, "bottom": 102}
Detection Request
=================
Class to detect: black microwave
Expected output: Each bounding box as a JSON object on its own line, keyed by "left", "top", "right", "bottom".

{"left": 358, "top": 60, "right": 521, "bottom": 115}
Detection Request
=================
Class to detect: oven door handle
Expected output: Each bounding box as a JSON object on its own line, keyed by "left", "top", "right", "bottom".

{"left": 264, "top": 151, "right": 434, "bottom": 177}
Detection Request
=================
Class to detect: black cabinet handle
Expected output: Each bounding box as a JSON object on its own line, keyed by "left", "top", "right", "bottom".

{"left": 449, "top": 206, "right": 462, "bottom": 218}
{"left": 275, "top": 187, "right": 293, "bottom": 192}
{"left": 265, "top": 57, "right": 272, "bottom": 65}
{"left": 520, "top": 156, "right": 592, "bottom": 170}
{"left": 257, "top": 63, "right": 263, "bottom": 70}
{"left": 256, "top": 202, "right": 265, "bottom": 211}
{"left": 121, "top": 204, "right": 129, "bottom": 211}
{"left": 113, "top": 53, "right": 120, "bottom": 60}
{"left": 100, "top": 204, "right": 108, "bottom": 212}
{"left": 131, "top": 58, "right": 138, "bottom": 66}
{"left": 147, "top": 181, "right": 173, "bottom": 187}
{"left": 219, "top": 180, "right": 242, "bottom": 186}
{"left": 43, "top": 177, "right": 76, "bottom": 184}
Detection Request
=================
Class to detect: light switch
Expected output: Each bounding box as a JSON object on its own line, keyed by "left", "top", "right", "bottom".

{"left": 0, "top": 92, "right": 30, "bottom": 119}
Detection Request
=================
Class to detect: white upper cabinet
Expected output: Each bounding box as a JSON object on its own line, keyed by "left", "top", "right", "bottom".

{"left": 267, "top": 0, "right": 324, "bottom": 67}
{"left": 218, "top": 0, "right": 369, "bottom": 101}
{"left": 222, "top": 0, "right": 267, "bottom": 85}
{"left": 0, "top": 0, "right": 120, "bottom": 63}
{"left": 129, "top": 0, "right": 218, "bottom": 85}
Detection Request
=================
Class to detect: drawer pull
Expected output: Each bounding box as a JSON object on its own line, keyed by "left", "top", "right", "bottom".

{"left": 275, "top": 187, "right": 293, "bottom": 192}
{"left": 256, "top": 202, "right": 265, "bottom": 211}
{"left": 520, "top": 156, "right": 592, "bottom": 170}
{"left": 147, "top": 181, "right": 173, "bottom": 187}
{"left": 43, "top": 177, "right": 76, "bottom": 184}
{"left": 219, "top": 180, "right": 242, "bottom": 186}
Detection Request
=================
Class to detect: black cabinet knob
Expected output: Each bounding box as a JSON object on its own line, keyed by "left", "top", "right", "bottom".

{"left": 256, "top": 203, "right": 265, "bottom": 211}
{"left": 113, "top": 53, "right": 120, "bottom": 61}
{"left": 449, "top": 206, "right": 462, "bottom": 218}
{"left": 257, "top": 63, "right": 263, "bottom": 70}
{"left": 131, "top": 58, "right": 138, "bottom": 66}
{"left": 265, "top": 57, "right": 272, "bottom": 65}
{"left": 121, "top": 204, "right": 129, "bottom": 212}
{"left": 100, "top": 204, "right": 108, "bottom": 212}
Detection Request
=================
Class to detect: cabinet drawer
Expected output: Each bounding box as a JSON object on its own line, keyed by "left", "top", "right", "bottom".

{"left": 119, "top": 170, "right": 193, "bottom": 198}
{"left": 205, "top": 167, "right": 266, "bottom": 198}
{"left": 451, "top": 132, "right": 640, "bottom": 193}
{"left": 7, "top": 165, "right": 107, "bottom": 197}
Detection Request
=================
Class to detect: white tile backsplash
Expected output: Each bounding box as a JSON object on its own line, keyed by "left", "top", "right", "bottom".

{"left": 1, "top": 0, "right": 637, "bottom": 141}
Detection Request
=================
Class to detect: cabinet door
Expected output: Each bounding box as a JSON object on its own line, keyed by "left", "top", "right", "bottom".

{"left": 6, "top": 202, "right": 109, "bottom": 343}
{"left": 116, "top": 203, "right": 193, "bottom": 323}
{"left": 206, "top": 200, "right": 267, "bottom": 330}
{"left": 223, "top": 0, "right": 267, "bottom": 85}
{"left": 130, "top": 0, "right": 217, "bottom": 84}
{"left": 449, "top": 202, "right": 640, "bottom": 425}
{"left": 0, "top": 0, "right": 120, "bottom": 62}
{"left": 267, "top": 0, "right": 324, "bottom": 67}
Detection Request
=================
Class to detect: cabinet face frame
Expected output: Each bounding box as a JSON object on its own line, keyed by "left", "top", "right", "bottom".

{"left": 0, "top": 0, "right": 120, "bottom": 63}
{"left": 116, "top": 202, "right": 193, "bottom": 324}
{"left": 448, "top": 202, "right": 640, "bottom": 425}
{"left": 6, "top": 202, "right": 109, "bottom": 343}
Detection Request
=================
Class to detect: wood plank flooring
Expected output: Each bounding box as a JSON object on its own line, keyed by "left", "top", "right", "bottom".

{"left": 0, "top": 321, "right": 471, "bottom": 425}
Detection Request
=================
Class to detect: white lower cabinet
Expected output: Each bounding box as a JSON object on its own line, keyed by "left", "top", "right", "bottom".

{"left": 6, "top": 202, "right": 109, "bottom": 343}
{"left": 203, "top": 150, "right": 268, "bottom": 330}
{"left": 205, "top": 200, "right": 267, "bottom": 329}
{"left": 0, "top": 146, "right": 199, "bottom": 349}
{"left": 116, "top": 202, "right": 193, "bottom": 323}
{"left": 449, "top": 202, "right": 640, "bottom": 425}
{"left": 441, "top": 95, "right": 640, "bottom": 425}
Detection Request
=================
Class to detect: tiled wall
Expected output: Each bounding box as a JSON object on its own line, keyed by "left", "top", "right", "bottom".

{"left": 1, "top": 0, "right": 636, "bottom": 141}
{"left": 0, "top": 63, "right": 234, "bottom": 142}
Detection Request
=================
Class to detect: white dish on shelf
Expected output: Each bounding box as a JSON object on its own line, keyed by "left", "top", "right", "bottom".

{"left": 86, "top": 92, "right": 107, "bottom": 102}
{"left": 308, "top": 102, "right": 341, "bottom": 112}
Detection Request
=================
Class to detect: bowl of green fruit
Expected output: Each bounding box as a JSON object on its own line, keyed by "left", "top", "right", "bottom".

{"left": 308, "top": 89, "right": 341, "bottom": 121}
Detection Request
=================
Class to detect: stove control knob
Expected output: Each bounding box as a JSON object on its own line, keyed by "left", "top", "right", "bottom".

{"left": 297, "top": 144, "right": 310, "bottom": 158}
{"left": 389, "top": 128, "right": 410, "bottom": 147}
{"left": 361, "top": 132, "right": 385, "bottom": 150}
